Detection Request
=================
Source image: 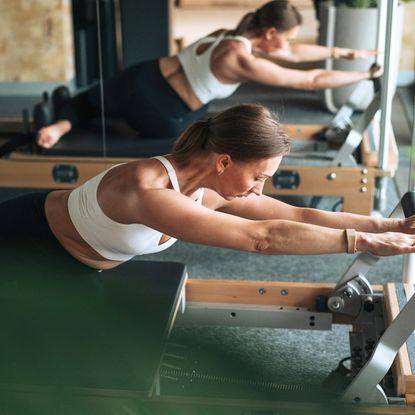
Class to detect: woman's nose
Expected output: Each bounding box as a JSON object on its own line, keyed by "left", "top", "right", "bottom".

{"left": 250, "top": 182, "right": 264, "bottom": 196}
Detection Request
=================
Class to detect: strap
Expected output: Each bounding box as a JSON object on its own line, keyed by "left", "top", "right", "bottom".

{"left": 152, "top": 156, "right": 181, "bottom": 193}
{"left": 224, "top": 35, "right": 252, "bottom": 53}
{"left": 196, "top": 188, "right": 205, "bottom": 204}
{"left": 345, "top": 229, "right": 357, "bottom": 254}
{"left": 195, "top": 32, "right": 226, "bottom": 51}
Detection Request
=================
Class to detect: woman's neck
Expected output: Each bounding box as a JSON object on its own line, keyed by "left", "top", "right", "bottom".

{"left": 239, "top": 31, "right": 263, "bottom": 49}
{"left": 167, "top": 154, "right": 216, "bottom": 197}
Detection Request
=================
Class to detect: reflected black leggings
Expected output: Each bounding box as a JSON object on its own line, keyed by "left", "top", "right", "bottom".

{"left": 57, "top": 60, "right": 208, "bottom": 138}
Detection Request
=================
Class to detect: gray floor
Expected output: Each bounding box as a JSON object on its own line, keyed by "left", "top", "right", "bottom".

{"left": 0, "top": 83, "right": 414, "bottom": 391}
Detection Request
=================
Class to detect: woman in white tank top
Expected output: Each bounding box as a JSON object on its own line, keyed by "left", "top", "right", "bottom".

{"left": 4, "top": 103, "right": 415, "bottom": 270}
{"left": 37, "top": 0, "right": 381, "bottom": 149}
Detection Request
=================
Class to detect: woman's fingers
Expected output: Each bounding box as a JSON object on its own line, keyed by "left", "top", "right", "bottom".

{"left": 348, "top": 48, "right": 379, "bottom": 59}
{"left": 368, "top": 232, "right": 415, "bottom": 256}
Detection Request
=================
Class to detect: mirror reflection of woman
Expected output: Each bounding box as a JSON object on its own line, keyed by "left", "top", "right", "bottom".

{"left": 37, "top": 0, "right": 381, "bottom": 149}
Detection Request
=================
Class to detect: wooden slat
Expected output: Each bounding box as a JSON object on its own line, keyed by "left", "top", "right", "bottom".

{"left": 282, "top": 123, "right": 326, "bottom": 140}
{"left": 0, "top": 155, "right": 136, "bottom": 189}
{"left": 383, "top": 283, "right": 412, "bottom": 396}
{"left": 185, "top": 278, "right": 353, "bottom": 324}
{"left": 361, "top": 128, "right": 399, "bottom": 174}
{"left": 263, "top": 165, "right": 377, "bottom": 215}
{"left": 186, "top": 279, "right": 334, "bottom": 307}
{"left": 405, "top": 392, "right": 415, "bottom": 406}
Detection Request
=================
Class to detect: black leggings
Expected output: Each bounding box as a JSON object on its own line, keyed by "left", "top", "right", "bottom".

{"left": 57, "top": 60, "right": 208, "bottom": 138}
{"left": 0, "top": 192, "right": 91, "bottom": 273}
{"left": 0, "top": 192, "right": 70, "bottom": 256}
{"left": 0, "top": 192, "right": 55, "bottom": 241}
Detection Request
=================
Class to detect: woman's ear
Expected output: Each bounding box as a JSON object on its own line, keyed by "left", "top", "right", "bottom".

{"left": 263, "top": 27, "right": 277, "bottom": 40}
{"left": 216, "top": 154, "right": 232, "bottom": 175}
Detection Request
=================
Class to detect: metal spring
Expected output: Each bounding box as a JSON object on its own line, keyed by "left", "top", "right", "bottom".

{"left": 160, "top": 367, "right": 308, "bottom": 393}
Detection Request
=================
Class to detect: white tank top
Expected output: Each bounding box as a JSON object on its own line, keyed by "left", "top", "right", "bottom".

{"left": 67, "top": 156, "right": 204, "bottom": 261}
{"left": 177, "top": 32, "right": 252, "bottom": 104}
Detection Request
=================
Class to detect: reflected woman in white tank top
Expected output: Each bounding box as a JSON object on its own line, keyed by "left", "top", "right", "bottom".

{"left": 37, "top": 0, "right": 380, "bottom": 150}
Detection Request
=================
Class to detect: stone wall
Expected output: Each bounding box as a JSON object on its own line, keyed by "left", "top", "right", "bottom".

{"left": 0, "top": 0, "right": 74, "bottom": 82}
{"left": 400, "top": 2, "right": 415, "bottom": 74}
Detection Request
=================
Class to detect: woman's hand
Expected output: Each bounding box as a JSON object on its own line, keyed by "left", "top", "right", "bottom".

{"left": 368, "top": 64, "right": 383, "bottom": 79}
{"left": 392, "top": 215, "right": 415, "bottom": 235}
{"left": 334, "top": 47, "right": 379, "bottom": 60}
{"left": 357, "top": 231, "right": 415, "bottom": 257}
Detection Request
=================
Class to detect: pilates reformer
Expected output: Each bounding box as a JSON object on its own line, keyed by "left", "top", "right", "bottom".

{"left": 265, "top": 0, "right": 401, "bottom": 216}
{"left": 0, "top": 74, "right": 397, "bottom": 217}
{"left": 1, "top": 193, "right": 415, "bottom": 415}
{"left": 264, "top": 75, "right": 398, "bottom": 215}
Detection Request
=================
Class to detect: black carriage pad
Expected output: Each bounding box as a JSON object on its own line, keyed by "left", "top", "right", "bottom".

{"left": 38, "top": 119, "right": 177, "bottom": 158}
{"left": 0, "top": 240, "right": 186, "bottom": 395}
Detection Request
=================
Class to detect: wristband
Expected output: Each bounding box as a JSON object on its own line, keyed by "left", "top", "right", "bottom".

{"left": 345, "top": 229, "right": 357, "bottom": 254}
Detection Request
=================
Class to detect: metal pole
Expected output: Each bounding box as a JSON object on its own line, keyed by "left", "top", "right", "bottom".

{"left": 375, "top": 0, "right": 386, "bottom": 66}
{"left": 96, "top": 0, "right": 107, "bottom": 158}
{"left": 374, "top": 0, "right": 398, "bottom": 213}
{"left": 402, "top": 70, "right": 415, "bottom": 283}
{"left": 323, "top": 2, "right": 338, "bottom": 114}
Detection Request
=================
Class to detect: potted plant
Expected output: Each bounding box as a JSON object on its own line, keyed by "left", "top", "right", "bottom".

{"left": 318, "top": 0, "right": 404, "bottom": 112}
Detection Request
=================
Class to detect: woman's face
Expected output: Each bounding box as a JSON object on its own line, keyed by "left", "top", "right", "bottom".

{"left": 216, "top": 155, "right": 283, "bottom": 200}
{"left": 260, "top": 25, "right": 300, "bottom": 53}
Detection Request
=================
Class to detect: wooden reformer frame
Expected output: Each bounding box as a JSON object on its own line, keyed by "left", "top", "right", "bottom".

{"left": 264, "top": 123, "right": 398, "bottom": 215}
{"left": 0, "top": 121, "right": 398, "bottom": 216}
{"left": 158, "top": 276, "right": 414, "bottom": 413}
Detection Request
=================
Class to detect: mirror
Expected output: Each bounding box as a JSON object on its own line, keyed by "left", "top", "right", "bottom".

{"left": 0, "top": 0, "right": 106, "bottom": 159}
{"left": 97, "top": 0, "right": 172, "bottom": 158}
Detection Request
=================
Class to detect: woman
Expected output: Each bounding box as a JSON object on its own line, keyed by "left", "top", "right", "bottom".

{"left": 37, "top": 0, "right": 381, "bottom": 149}
{"left": 4, "top": 104, "right": 415, "bottom": 270}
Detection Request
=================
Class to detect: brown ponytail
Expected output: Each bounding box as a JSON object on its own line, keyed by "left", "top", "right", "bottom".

{"left": 172, "top": 104, "right": 290, "bottom": 164}
{"left": 233, "top": 12, "right": 257, "bottom": 36}
{"left": 234, "top": 0, "right": 303, "bottom": 36}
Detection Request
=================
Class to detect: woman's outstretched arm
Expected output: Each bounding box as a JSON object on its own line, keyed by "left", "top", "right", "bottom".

{"left": 218, "top": 193, "right": 414, "bottom": 235}
{"left": 134, "top": 188, "right": 415, "bottom": 257}
{"left": 261, "top": 43, "right": 379, "bottom": 63}
{"left": 232, "top": 46, "right": 382, "bottom": 90}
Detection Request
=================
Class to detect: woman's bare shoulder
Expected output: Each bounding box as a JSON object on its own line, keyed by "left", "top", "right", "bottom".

{"left": 214, "top": 37, "right": 252, "bottom": 64}
{"left": 106, "top": 159, "right": 170, "bottom": 192}
{"left": 133, "top": 158, "right": 172, "bottom": 190}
